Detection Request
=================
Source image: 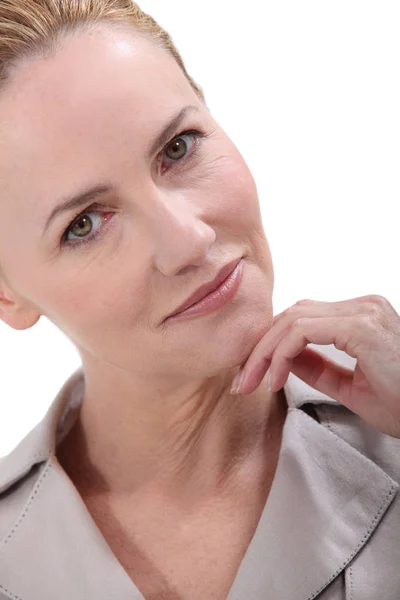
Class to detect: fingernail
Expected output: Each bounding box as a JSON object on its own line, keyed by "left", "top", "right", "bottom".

{"left": 231, "top": 369, "right": 245, "bottom": 394}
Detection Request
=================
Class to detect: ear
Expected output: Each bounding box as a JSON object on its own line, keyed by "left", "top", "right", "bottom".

{"left": 0, "top": 282, "right": 41, "bottom": 331}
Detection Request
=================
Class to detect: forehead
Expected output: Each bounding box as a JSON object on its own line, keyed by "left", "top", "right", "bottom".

{"left": 0, "top": 25, "right": 197, "bottom": 209}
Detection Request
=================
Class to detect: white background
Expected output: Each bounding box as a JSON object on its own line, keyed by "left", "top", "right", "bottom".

{"left": 1, "top": 1, "right": 399, "bottom": 456}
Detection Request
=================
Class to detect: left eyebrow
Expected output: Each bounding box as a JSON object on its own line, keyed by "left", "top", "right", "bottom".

{"left": 42, "top": 104, "right": 201, "bottom": 236}
{"left": 147, "top": 104, "right": 200, "bottom": 160}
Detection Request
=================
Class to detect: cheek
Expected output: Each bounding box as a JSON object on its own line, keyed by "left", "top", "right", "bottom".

{"left": 46, "top": 263, "right": 151, "bottom": 332}
{"left": 202, "top": 152, "right": 261, "bottom": 222}
{"left": 202, "top": 148, "right": 271, "bottom": 270}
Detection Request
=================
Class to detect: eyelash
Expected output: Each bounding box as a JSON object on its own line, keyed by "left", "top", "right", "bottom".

{"left": 61, "top": 129, "right": 208, "bottom": 250}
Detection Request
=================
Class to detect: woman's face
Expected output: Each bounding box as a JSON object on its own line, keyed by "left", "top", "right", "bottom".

{"left": 0, "top": 25, "right": 275, "bottom": 381}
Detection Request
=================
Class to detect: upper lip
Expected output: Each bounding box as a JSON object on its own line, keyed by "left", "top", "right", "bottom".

{"left": 165, "top": 256, "right": 243, "bottom": 320}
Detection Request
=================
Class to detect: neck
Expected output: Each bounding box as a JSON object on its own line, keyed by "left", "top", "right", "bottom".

{"left": 56, "top": 364, "right": 288, "bottom": 508}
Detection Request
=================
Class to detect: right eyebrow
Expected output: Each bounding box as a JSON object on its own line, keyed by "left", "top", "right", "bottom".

{"left": 42, "top": 184, "right": 113, "bottom": 237}
{"left": 42, "top": 104, "right": 201, "bottom": 236}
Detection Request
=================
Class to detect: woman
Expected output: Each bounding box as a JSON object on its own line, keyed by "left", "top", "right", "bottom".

{"left": 0, "top": 2, "right": 399, "bottom": 599}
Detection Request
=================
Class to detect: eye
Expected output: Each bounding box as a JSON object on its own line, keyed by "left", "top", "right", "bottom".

{"left": 161, "top": 130, "right": 205, "bottom": 170}
{"left": 61, "top": 129, "right": 209, "bottom": 249}
{"left": 61, "top": 204, "right": 114, "bottom": 249}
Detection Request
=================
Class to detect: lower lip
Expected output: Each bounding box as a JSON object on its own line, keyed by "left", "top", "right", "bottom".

{"left": 165, "top": 258, "right": 244, "bottom": 323}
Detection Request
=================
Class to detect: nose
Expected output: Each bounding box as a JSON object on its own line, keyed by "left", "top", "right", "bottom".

{"left": 148, "top": 191, "right": 217, "bottom": 276}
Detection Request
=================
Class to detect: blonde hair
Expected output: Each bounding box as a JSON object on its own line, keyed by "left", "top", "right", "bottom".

{"left": 0, "top": 0, "right": 206, "bottom": 100}
{"left": 0, "top": 0, "right": 206, "bottom": 281}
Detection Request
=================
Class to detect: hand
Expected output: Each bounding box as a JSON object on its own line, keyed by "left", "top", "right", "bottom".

{"left": 230, "top": 295, "right": 400, "bottom": 438}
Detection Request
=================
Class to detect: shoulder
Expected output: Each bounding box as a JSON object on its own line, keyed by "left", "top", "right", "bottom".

{"left": 0, "top": 460, "right": 46, "bottom": 543}
{"left": 312, "top": 402, "right": 400, "bottom": 484}
{"left": 0, "top": 415, "right": 52, "bottom": 543}
{"left": 285, "top": 342, "right": 400, "bottom": 485}
{"left": 0, "top": 366, "right": 84, "bottom": 544}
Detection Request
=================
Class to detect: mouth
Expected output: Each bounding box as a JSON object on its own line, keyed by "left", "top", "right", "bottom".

{"left": 163, "top": 256, "right": 244, "bottom": 323}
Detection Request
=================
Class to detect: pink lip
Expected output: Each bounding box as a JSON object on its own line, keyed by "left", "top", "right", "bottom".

{"left": 166, "top": 256, "right": 242, "bottom": 319}
{"left": 164, "top": 258, "right": 244, "bottom": 323}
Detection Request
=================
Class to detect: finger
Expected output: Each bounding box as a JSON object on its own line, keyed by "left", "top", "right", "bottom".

{"left": 289, "top": 347, "right": 400, "bottom": 436}
{"left": 270, "top": 344, "right": 354, "bottom": 399}
{"left": 235, "top": 302, "right": 370, "bottom": 395}
{"left": 268, "top": 301, "right": 363, "bottom": 362}
{"left": 263, "top": 317, "right": 356, "bottom": 401}
{"left": 239, "top": 316, "right": 354, "bottom": 395}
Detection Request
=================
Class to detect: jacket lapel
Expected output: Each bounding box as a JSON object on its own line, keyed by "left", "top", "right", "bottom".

{"left": 227, "top": 343, "right": 399, "bottom": 599}
{"left": 0, "top": 456, "right": 143, "bottom": 599}
{"left": 0, "top": 367, "right": 142, "bottom": 599}
{"left": 226, "top": 403, "right": 398, "bottom": 599}
{"left": 0, "top": 345, "right": 398, "bottom": 599}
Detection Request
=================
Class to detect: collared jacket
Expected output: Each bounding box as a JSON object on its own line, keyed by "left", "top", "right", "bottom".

{"left": 0, "top": 343, "right": 399, "bottom": 600}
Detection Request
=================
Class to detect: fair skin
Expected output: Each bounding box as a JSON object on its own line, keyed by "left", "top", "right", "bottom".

{"left": 0, "top": 24, "right": 287, "bottom": 595}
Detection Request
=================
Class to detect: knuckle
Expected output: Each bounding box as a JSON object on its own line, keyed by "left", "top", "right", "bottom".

{"left": 364, "top": 299, "right": 389, "bottom": 322}
{"left": 365, "top": 295, "right": 396, "bottom": 330}
{"left": 357, "top": 312, "right": 375, "bottom": 329}
{"left": 293, "top": 317, "right": 310, "bottom": 329}
{"left": 372, "top": 295, "right": 391, "bottom": 311}
{"left": 366, "top": 302, "right": 381, "bottom": 318}
{"left": 366, "top": 294, "right": 389, "bottom": 308}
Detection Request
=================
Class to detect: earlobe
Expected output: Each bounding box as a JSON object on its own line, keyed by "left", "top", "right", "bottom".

{"left": 0, "top": 277, "right": 41, "bottom": 330}
{"left": 0, "top": 308, "right": 41, "bottom": 331}
{"left": 0, "top": 294, "right": 41, "bottom": 331}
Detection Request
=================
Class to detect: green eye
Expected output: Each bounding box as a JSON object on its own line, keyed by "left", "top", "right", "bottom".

{"left": 61, "top": 128, "right": 209, "bottom": 250}
{"left": 163, "top": 131, "right": 202, "bottom": 164}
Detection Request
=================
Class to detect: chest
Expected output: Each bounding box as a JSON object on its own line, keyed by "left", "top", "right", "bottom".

{"left": 82, "top": 491, "right": 272, "bottom": 600}
{"left": 113, "top": 530, "right": 253, "bottom": 600}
